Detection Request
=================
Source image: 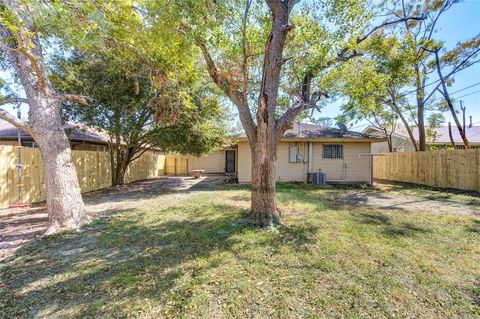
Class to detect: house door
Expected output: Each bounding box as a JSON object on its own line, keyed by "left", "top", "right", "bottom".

{"left": 225, "top": 150, "right": 235, "bottom": 173}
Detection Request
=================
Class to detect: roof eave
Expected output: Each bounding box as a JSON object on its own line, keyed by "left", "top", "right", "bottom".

{"left": 235, "top": 136, "right": 387, "bottom": 143}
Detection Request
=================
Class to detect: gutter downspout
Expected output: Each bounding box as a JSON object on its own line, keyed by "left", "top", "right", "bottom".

{"left": 308, "top": 142, "right": 313, "bottom": 173}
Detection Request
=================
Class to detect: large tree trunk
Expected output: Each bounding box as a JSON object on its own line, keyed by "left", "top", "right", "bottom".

{"left": 250, "top": 142, "right": 280, "bottom": 226}
{"left": 32, "top": 124, "right": 90, "bottom": 234}
{"left": 197, "top": 0, "right": 295, "bottom": 227}
{"left": 0, "top": 0, "right": 89, "bottom": 234}
{"left": 112, "top": 156, "right": 129, "bottom": 186}
{"left": 26, "top": 96, "right": 89, "bottom": 235}
{"left": 111, "top": 147, "right": 134, "bottom": 186}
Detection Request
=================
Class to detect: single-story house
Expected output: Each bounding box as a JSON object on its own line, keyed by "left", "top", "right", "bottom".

{"left": 0, "top": 122, "right": 163, "bottom": 155}
{"left": 188, "top": 123, "right": 385, "bottom": 184}
{"left": 364, "top": 121, "right": 480, "bottom": 153}
{"left": 0, "top": 122, "right": 110, "bottom": 151}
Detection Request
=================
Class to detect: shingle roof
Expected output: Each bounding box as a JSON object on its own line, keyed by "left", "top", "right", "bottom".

{"left": 427, "top": 125, "right": 480, "bottom": 144}
{"left": 0, "top": 122, "right": 110, "bottom": 145}
{"left": 283, "top": 123, "right": 378, "bottom": 139}
{"left": 237, "top": 123, "right": 382, "bottom": 140}
{"left": 364, "top": 124, "right": 480, "bottom": 144}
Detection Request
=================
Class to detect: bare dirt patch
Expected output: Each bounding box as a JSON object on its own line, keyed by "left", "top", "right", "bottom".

{"left": 341, "top": 183, "right": 480, "bottom": 216}
{"left": 0, "top": 176, "right": 209, "bottom": 261}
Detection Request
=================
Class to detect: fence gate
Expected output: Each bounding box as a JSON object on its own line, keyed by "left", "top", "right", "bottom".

{"left": 165, "top": 155, "right": 188, "bottom": 176}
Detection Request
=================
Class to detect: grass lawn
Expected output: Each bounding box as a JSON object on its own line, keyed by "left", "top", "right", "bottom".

{"left": 1, "top": 183, "right": 479, "bottom": 318}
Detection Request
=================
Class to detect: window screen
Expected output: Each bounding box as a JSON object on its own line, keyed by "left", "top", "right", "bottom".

{"left": 323, "top": 144, "right": 343, "bottom": 159}
{"left": 289, "top": 144, "right": 298, "bottom": 162}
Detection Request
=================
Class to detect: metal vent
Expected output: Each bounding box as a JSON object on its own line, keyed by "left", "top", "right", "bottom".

{"left": 312, "top": 171, "right": 326, "bottom": 186}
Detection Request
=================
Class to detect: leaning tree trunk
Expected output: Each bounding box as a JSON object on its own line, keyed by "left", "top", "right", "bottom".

{"left": 415, "top": 66, "right": 427, "bottom": 151}
{"left": 250, "top": 142, "right": 280, "bottom": 226}
{"left": 0, "top": 0, "right": 89, "bottom": 234}
{"left": 30, "top": 112, "right": 90, "bottom": 234}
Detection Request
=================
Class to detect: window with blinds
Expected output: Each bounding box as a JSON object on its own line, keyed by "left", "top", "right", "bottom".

{"left": 323, "top": 144, "right": 343, "bottom": 159}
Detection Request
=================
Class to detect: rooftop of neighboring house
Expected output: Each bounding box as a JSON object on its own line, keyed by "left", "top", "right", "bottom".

{"left": 0, "top": 122, "right": 110, "bottom": 145}
{"left": 238, "top": 123, "right": 385, "bottom": 142}
{"left": 363, "top": 123, "right": 480, "bottom": 145}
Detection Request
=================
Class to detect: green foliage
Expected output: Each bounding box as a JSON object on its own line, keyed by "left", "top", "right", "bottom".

{"left": 152, "top": 0, "right": 374, "bottom": 118}
{"left": 338, "top": 35, "right": 413, "bottom": 126}
{"left": 51, "top": 53, "right": 228, "bottom": 157}
{"left": 426, "top": 113, "right": 445, "bottom": 141}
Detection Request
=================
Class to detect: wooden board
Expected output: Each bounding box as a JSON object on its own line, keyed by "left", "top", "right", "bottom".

{"left": 0, "top": 146, "right": 171, "bottom": 207}
{"left": 373, "top": 150, "right": 480, "bottom": 192}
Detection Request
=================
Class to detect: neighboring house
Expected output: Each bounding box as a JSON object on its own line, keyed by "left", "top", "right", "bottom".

{"left": 0, "top": 123, "right": 109, "bottom": 151}
{"left": 364, "top": 121, "right": 480, "bottom": 153}
{"left": 363, "top": 125, "right": 417, "bottom": 153}
{"left": 189, "top": 123, "right": 385, "bottom": 184}
{"left": 0, "top": 123, "right": 163, "bottom": 155}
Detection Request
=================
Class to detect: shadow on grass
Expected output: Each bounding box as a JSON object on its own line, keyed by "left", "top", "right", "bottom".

{"left": 465, "top": 220, "right": 480, "bottom": 234}
{"left": 0, "top": 202, "right": 317, "bottom": 318}
{"left": 275, "top": 183, "right": 341, "bottom": 211}
{"left": 351, "top": 211, "right": 431, "bottom": 239}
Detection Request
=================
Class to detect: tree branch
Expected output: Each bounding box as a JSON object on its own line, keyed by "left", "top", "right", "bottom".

{"left": 195, "top": 38, "right": 257, "bottom": 141}
{"left": 241, "top": 0, "right": 253, "bottom": 96}
{"left": 275, "top": 90, "right": 329, "bottom": 135}
{"left": 0, "top": 108, "right": 31, "bottom": 134}
{"left": 423, "top": 45, "right": 480, "bottom": 103}
{"left": 60, "top": 94, "right": 89, "bottom": 105}
{"left": 0, "top": 97, "right": 29, "bottom": 106}
{"left": 130, "top": 145, "right": 153, "bottom": 162}
{"left": 356, "top": 16, "right": 425, "bottom": 44}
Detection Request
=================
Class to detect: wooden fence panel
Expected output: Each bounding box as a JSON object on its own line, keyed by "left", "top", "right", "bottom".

{"left": 0, "top": 146, "right": 170, "bottom": 207}
{"left": 373, "top": 150, "right": 480, "bottom": 192}
{"left": 164, "top": 155, "right": 188, "bottom": 176}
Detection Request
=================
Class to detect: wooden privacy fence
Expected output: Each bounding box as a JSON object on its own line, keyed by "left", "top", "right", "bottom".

{"left": 373, "top": 150, "right": 480, "bottom": 192}
{"left": 165, "top": 155, "right": 188, "bottom": 176}
{"left": 0, "top": 145, "right": 189, "bottom": 207}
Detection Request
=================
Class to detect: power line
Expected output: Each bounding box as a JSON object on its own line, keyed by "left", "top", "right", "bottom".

{"left": 447, "top": 82, "right": 480, "bottom": 95}
{"left": 389, "top": 62, "right": 479, "bottom": 102}
{"left": 426, "top": 86, "right": 480, "bottom": 104}
{"left": 452, "top": 89, "right": 480, "bottom": 100}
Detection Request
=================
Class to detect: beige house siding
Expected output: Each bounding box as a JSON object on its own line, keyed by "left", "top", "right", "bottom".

{"left": 237, "top": 142, "right": 252, "bottom": 182}
{"left": 188, "top": 150, "right": 225, "bottom": 173}
{"left": 238, "top": 141, "right": 371, "bottom": 183}
{"left": 188, "top": 148, "right": 238, "bottom": 174}
{"left": 311, "top": 142, "right": 370, "bottom": 182}
{"left": 275, "top": 142, "right": 309, "bottom": 182}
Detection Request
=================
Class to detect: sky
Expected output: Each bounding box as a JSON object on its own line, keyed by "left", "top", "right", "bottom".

{"left": 1, "top": 1, "right": 480, "bottom": 132}
{"left": 320, "top": 0, "right": 480, "bottom": 131}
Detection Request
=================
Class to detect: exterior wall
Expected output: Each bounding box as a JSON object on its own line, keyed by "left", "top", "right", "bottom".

{"left": 311, "top": 142, "right": 370, "bottom": 182}
{"left": 0, "top": 140, "right": 18, "bottom": 146}
{"left": 237, "top": 141, "right": 371, "bottom": 183}
{"left": 188, "top": 150, "right": 226, "bottom": 173}
{"left": 275, "top": 142, "right": 309, "bottom": 182}
{"left": 367, "top": 131, "right": 416, "bottom": 153}
{"left": 238, "top": 142, "right": 252, "bottom": 182}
